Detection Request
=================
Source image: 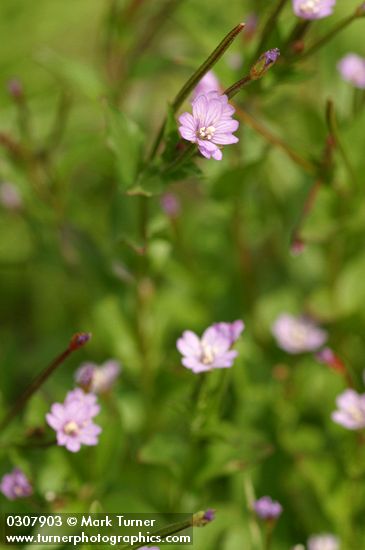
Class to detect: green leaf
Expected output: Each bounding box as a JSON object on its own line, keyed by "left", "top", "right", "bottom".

{"left": 107, "top": 106, "right": 144, "bottom": 190}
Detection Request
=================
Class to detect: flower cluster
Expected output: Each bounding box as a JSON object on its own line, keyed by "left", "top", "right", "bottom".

{"left": 177, "top": 320, "right": 244, "bottom": 373}
{"left": 292, "top": 0, "right": 336, "bottom": 20}
{"left": 179, "top": 91, "right": 239, "bottom": 160}
{"left": 75, "top": 360, "right": 121, "bottom": 393}
{"left": 254, "top": 496, "right": 283, "bottom": 520}
{"left": 46, "top": 389, "right": 102, "bottom": 452}
{"left": 338, "top": 53, "right": 365, "bottom": 89}
{"left": 272, "top": 313, "right": 327, "bottom": 354}
{"left": 0, "top": 468, "right": 32, "bottom": 500}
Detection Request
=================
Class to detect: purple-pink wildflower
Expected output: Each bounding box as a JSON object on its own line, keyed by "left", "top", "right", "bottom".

{"left": 272, "top": 313, "right": 327, "bottom": 354}
{"left": 0, "top": 468, "right": 33, "bottom": 500}
{"left": 160, "top": 193, "right": 181, "bottom": 218}
{"left": 292, "top": 0, "right": 336, "bottom": 19}
{"left": 178, "top": 91, "right": 239, "bottom": 161}
{"left": 46, "top": 389, "right": 102, "bottom": 452}
{"left": 75, "top": 360, "right": 121, "bottom": 394}
{"left": 177, "top": 323, "right": 242, "bottom": 373}
{"left": 254, "top": 496, "right": 283, "bottom": 520}
{"left": 213, "top": 320, "right": 245, "bottom": 346}
{"left": 331, "top": 389, "right": 365, "bottom": 430}
{"left": 0, "top": 182, "right": 22, "bottom": 210}
{"left": 193, "top": 71, "right": 220, "bottom": 98}
{"left": 338, "top": 53, "right": 365, "bottom": 89}
{"left": 307, "top": 534, "right": 340, "bottom": 550}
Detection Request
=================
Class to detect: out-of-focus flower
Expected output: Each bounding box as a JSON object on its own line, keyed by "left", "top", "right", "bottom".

{"left": 213, "top": 320, "right": 245, "bottom": 346}
{"left": 177, "top": 323, "right": 241, "bottom": 373}
{"left": 0, "top": 182, "right": 22, "bottom": 210}
{"left": 331, "top": 389, "right": 365, "bottom": 430}
{"left": 272, "top": 314, "right": 327, "bottom": 354}
{"left": 160, "top": 193, "right": 181, "bottom": 218}
{"left": 315, "top": 347, "right": 346, "bottom": 374}
{"left": 192, "top": 509, "right": 216, "bottom": 526}
{"left": 254, "top": 496, "right": 283, "bottom": 520}
{"left": 203, "top": 509, "right": 215, "bottom": 522}
{"left": 337, "top": 53, "right": 365, "bottom": 89}
{"left": 0, "top": 468, "right": 33, "bottom": 500}
{"left": 250, "top": 48, "right": 280, "bottom": 80}
{"left": 7, "top": 78, "right": 24, "bottom": 100}
{"left": 193, "top": 71, "right": 220, "bottom": 98}
{"left": 307, "top": 533, "right": 340, "bottom": 550}
{"left": 138, "top": 547, "right": 160, "bottom": 550}
{"left": 292, "top": 0, "right": 336, "bottom": 20}
{"left": 178, "top": 92, "right": 239, "bottom": 161}
{"left": 46, "top": 389, "right": 102, "bottom": 452}
{"left": 244, "top": 13, "right": 258, "bottom": 42}
{"left": 75, "top": 360, "right": 121, "bottom": 394}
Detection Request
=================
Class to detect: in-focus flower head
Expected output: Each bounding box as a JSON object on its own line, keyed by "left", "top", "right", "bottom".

{"left": 177, "top": 323, "right": 241, "bottom": 373}
{"left": 75, "top": 360, "right": 121, "bottom": 394}
{"left": 254, "top": 496, "right": 283, "bottom": 520}
{"left": 292, "top": 0, "right": 336, "bottom": 20}
{"left": 213, "top": 320, "right": 245, "bottom": 346}
{"left": 178, "top": 91, "right": 239, "bottom": 161}
{"left": 272, "top": 313, "right": 327, "bottom": 354}
{"left": 337, "top": 53, "right": 365, "bottom": 89}
{"left": 193, "top": 71, "right": 220, "bottom": 98}
{"left": 307, "top": 533, "right": 340, "bottom": 550}
{"left": 46, "top": 389, "right": 102, "bottom": 452}
{"left": 0, "top": 468, "right": 33, "bottom": 500}
{"left": 331, "top": 389, "right": 365, "bottom": 430}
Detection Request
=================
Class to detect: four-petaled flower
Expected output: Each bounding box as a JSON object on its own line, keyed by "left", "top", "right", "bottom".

{"left": 292, "top": 0, "right": 336, "bottom": 19}
{"left": 46, "top": 389, "right": 102, "bottom": 452}
{"left": 331, "top": 389, "right": 365, "bottom": 430}
{"left": 307, "top": 533, "right": 340, "bottom": 550}
{"left": 272, "top": 313, "right": 327, "bottom": 354}
{"left": 75, "top": 360, "right": 121, "bottom": 394}
{"left": 254, "top": 496, "right": 283, "bottom": 520}
{"left": 0, "top": 468, "right": 33, "bottom": 500}
{"left": 178, "top": 91, "right": 239, "bottom": 160}
{"left": 338, "top": 53, "right": 365, "bottom": 89}
{"left": 177, "top": 321, "right": 243, "bottom": 373}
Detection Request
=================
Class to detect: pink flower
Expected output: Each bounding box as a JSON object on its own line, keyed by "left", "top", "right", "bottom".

{"left": 292, "top": 0, "right": 336, "bottom": 19}
{"left": 0, "top": 468, "right": 32, "bottom": 500}
{"left": 46, "top": 389, "right": 102, "bottom": 452}
{"left": 254, "top": 496, "right": 283, "bottom": 520}
{"left": 338, "top": 53, "right": 365, "bottom": 89}
{"left": 178, "top": 91, "right": 239, "bottom": 160}
{"left": 213, "top": 320, "right": 245, "bottom": 346}
{"left": 75, "top": 360, "right": 121, "bottom": 394}
{"left": 331, "top": 389, "right": 365, "bottom": 430}
{"left": 193, "top": 71, "right": 220, "bottom": 98}
{"left": 272, "top": 313, "right": 327, "bottom": 354}
{"left": 307, "top": 534, "right": 340, "bottom": 550}
{"left": 177, "top": 323, "right": 243, "bottom": 373}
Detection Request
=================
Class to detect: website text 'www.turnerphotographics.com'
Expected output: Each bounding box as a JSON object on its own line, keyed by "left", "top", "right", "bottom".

{"left": 1, "top": 513, "right": 193, "bottom": 546}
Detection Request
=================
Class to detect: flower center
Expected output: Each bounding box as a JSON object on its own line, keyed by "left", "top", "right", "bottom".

{"left": 198, "top": 125, "right": 216, "bottom": 140}
{"left": 299, "top": 0, "right": 319, "bottom": 14}
{"left": 63, "top": 420, "right": 80, "bottom": 436}
{"left": 290, "top": 324, "right": 309, "bottom": 346}
{"left": 200, "top": 342, "right": 215, "bottom": 365}
{"left": 348, "top": 405, "right": 365, "bottom": 425}
{"left": 14, "top": 485, "right": 24, "bottom": 496}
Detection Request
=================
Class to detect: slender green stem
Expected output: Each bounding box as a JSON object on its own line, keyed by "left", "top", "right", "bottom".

{"left": 0, "top": 333, "right": 91, "bottom": 434}
{"left": 234, "top": 104, "right": 316, "bottom": 174}
{"left": 148, "top": 22, "right": 245, "bottom": 160}
{"left": 264, "top": 522, "right": 274, "bottom": 550}
{"left": 224, "top": 75, "right": 252, "bottom": 99}
{"left": 162, "top": 142, "right": 196, "bottom": 175}
{"left": 300, "top": 12, "right": 358, "bottom": 60}
{"left": 253, "top": 0, "right": 288, "bottom": 60}
{"left": 326, "top": 99, "right": 357, "bottom": 188}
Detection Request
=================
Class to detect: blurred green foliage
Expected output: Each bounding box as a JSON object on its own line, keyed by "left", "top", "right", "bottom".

{"left": 1, "top": 0, "right": 365, "bottom": 548}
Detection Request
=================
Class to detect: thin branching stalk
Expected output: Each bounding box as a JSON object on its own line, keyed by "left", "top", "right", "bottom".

{"left": 148, "top": 22, "right": 245, "bottom": 160}
{"left": 0, "top": 333, "right": 91, "bottom": 433}
{"left": 253, "top": 0, "right": 289, "bottom": 60}
{"left": 326, "top": 99, "right": 357, "bottom": 188}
